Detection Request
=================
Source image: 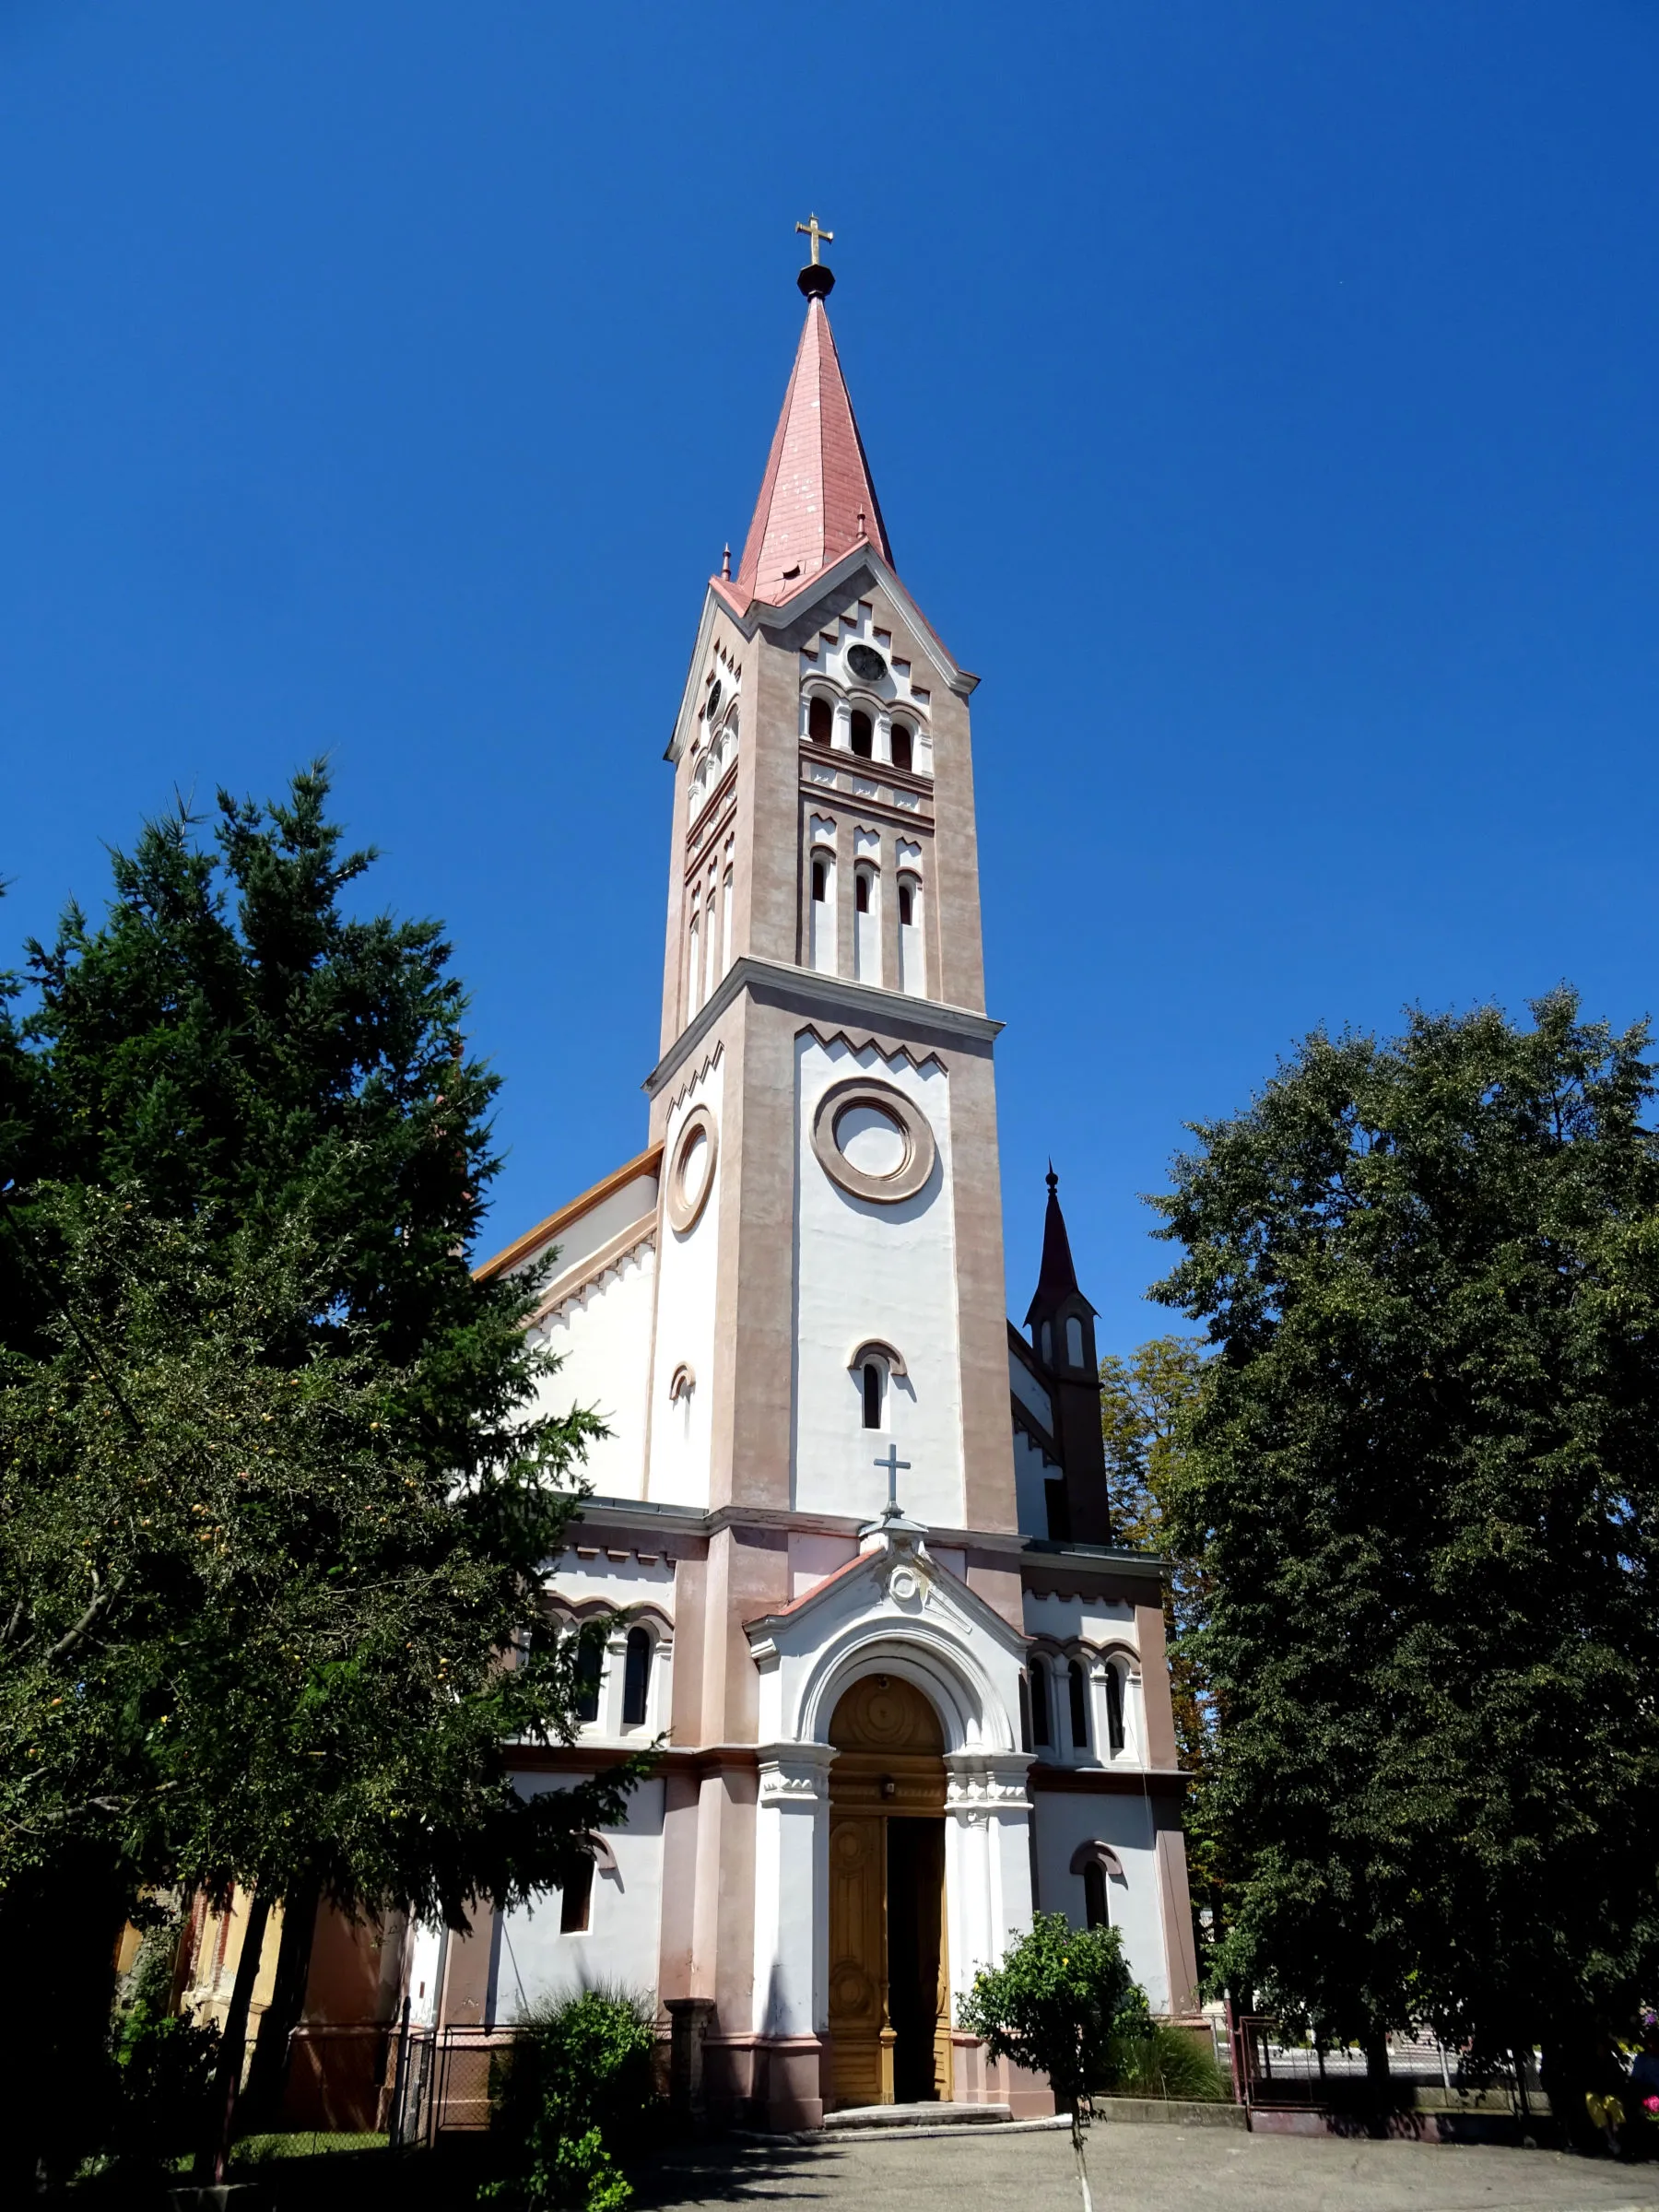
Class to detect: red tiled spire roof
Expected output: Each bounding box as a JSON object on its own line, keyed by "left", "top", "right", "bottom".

{"left": 733, "top": 295, "right": 892, "bottom": 606}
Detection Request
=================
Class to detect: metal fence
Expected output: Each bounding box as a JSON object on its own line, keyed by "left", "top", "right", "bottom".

{"left": 1227, "top": 2011, "right": 1541, "bottom": 2115}
{"left": 384, "top": 2018, "right": 519, "bottom": 2147}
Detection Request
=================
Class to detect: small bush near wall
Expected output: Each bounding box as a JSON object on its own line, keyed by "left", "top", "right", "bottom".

{"left": 485, "top": 1988, "right": 661, "bottom": 2212}
{"left": 1102, "top": 2020, "right": 1230, "bottom": 2102}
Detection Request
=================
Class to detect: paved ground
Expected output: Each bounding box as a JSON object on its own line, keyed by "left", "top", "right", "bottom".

{"left": 629, "top": 2124, "right": 1659, "bottom": 2212}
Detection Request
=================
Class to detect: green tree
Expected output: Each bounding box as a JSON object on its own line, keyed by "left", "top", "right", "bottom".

{"left": 1150, "top": 992, "right": 1659, "bottom": 2084}
{"left": 959, "top": 1912, "right": 1147, "bottom": 2210}
{"left": 0, "top": 771, "right": 638, "bottom": 2181}
{"left": 1098, "top": 1338, "right": 1227, "bottom": 1973}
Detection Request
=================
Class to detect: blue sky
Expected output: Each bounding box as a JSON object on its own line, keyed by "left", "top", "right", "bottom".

{"left": 5, "top": 3, "right": 1659, "bottom": 1355}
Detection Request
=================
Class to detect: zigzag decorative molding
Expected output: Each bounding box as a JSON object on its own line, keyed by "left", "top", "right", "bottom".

{"left": 797, "top": 1021, "right": 947, "bottom": 1077}
{"left": 659, "top": 1039, "right": 725, "bottom": 1121}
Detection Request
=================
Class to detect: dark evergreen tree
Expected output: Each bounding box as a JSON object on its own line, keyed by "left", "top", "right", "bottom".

{"left": 0, "top": 771, "right": 636, "bottom": 2180}
{"left": 1152, "top": 993, "right": 1659, "bottom": 2080}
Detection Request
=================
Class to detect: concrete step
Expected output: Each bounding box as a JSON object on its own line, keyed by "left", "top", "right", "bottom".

{"left": 826, "top": 2101, "right": 1014, "bottom": 2131}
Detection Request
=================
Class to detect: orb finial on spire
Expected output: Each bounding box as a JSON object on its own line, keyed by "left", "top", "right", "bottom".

{"left": 795, "top": 212, "right": 835, "bottom": 299}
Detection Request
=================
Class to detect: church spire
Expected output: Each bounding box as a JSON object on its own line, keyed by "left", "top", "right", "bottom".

{"left": 1026, "top": 1163, "right": 1088, "bottom": 1326}
{"left": 730, "top": 232, "right": 891, "bottom": 607}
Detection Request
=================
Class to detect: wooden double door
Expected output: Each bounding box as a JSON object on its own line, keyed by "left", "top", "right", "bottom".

{"left": 826, "top": 1675, "right": 953, "bottom": 2109}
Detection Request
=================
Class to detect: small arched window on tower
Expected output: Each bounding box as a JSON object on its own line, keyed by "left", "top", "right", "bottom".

{"left": 1028, "top": 1663, "right": 1052, "bottom": 1749}
{"left": 1082, "top": 1860, "right": 1109, "bottom": 1931}
{"left": 850, "top": 710, "right": 874, "bottom": 759}
{"left": 897, "top": 871, "right": 924, "bottom": 997}
{"left": 1065, "top": 1315, "right": 1086, "bottom": 1369}
{"left": 622, "top": 1628, "right": 653, "bottom": 1729}
{"left": 808, "top": 694, "right": 833, "bottom": 746}
{"left": 1018, "top": 1672, "right": 1033, "bottom": 1754}
{"left": 686, "top": 912, "right": 701, "bottom": 1018}
{"left": 1068, "top": 1660, "right": 1090, "bottom": 1753}
{"left": 861, "top": 1359, "right": 884, "bottom": 1430}
{"left": 853, "top": 864, "right": 880, "bottom": 984}
{"left": 809, "top": 847, "right": 836, "bottom": 974}
{"left": 890, "top": 721, "right": 913, "bottom": 774}
{"left": 1105, "top": 1663, "right": 1126, "bottom": 1755}
{"left": 722, "top": 866, "right": 735, "bottom": 975}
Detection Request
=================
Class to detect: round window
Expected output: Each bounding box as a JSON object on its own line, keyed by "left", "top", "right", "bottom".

{"left": 666, "top": 1103, "right": 719, "bottom": 1232}
{"left": 845, "top": 643, "right": 887, "bottom": 683}
{"left": 834, "top": 1100, "right": 907, "bottom": 1179}
{"left": 811, "top": 1077, "right": 936, "bottom": 1205}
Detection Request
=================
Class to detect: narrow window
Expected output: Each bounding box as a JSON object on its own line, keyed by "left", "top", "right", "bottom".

{"left": 1018, "top": 1673, "right": 1033, "bottom": 1755}
{"left": 1065, "top": 1315, "right": 1086, "bottom": 1368}
{"left": 687, "top": 914, "right": 701, "bottom": 1017}
{"left": 850, "top": 710, "right": 873, "bottom": 759}
{"left": 574, "top": 1638, "right": 602, "bottom": 1724}
{"left": 622, "top": 1628, "right": 653, "bottom": 1728}
{"left": 722, "top": 867, "right": 734, "bottom": 973}
{"left": 855, "top": 871, "right": 870, "bottom": 913}
{"left": 898, "top": 881, "right": 913, "bottom": 927}
{"left": 862, "top": 1360, "right": 883, "bottom": 1430}
{"left": 1030, "top": 1664, "right": 1051, "bottom": 1748}
{"left": 1068, "top": 1660, "right": 1089, "bottom": 1752}
{"left": 811, "top": 855, "right": 829, "bottom": 901}
{"left": 808, "top": 694, "right": 833, "bottom": 745}
{"left": 704, "top": 891, "right": 718, "bottom": 999}
{"left": 1083, "top": 1861, "right": 1109, "bottom": 1931}
{"left": 559, "top": 1853, "right": 594, "bottom": 1935}
{"left": 1106, "top": 1665, "right": 1125, "bottom": 1755}
{"left": 890, "top": 722, "right": 913, "bottom": 773}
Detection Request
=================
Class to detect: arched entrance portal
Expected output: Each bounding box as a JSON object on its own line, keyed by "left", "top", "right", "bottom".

{"left": 827, "top": 1675, "right": 952, "bottom": 2108}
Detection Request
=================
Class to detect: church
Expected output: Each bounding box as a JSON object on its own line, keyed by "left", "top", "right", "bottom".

{"left": 400, "top": 231, "right": 1199, "bottom": 2129}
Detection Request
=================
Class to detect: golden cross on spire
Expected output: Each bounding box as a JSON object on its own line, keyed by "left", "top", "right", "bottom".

{"left": 795, "top": 213, "right": 833, "bottom": 265}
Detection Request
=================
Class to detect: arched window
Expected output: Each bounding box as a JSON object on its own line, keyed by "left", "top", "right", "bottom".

{"left": 1082, "top": 1860, "right": 1109, "bottom": 1931}
{"left": 1068, "top": 1660, "right": 1089, "bottom": 1752}
{"left": 854, "top": 871, "right": 870, "bottom": 913}
{"left": 703, "top": 888, "right": 718, "bottom": 1000}
{"left": 890, "top": 722, "right": 913, "bottom": 773}
{"left": 722, "top": 867, "right": 734, "bottom": 973}
{"left": 1065, "top": 1315, "right": 1086, "bottom": 1368}
{"left": 1018, "top": 1672, "right": 1033, "bottom": 1754}
{"left": 559, "top": 1853, "right": 594, "bottom": 1934}
{"left": 862, "top": 1360, "right": 883, "bottom": 1430}
{"left": 809, "top": 849, "right": 836, "bottom": 974}
{"left": 1106, "top": 1664, "right": 1125, "bottom": 1754}
{"left": 574, "top": 1637, "right": 602, "bottom": 1725}
{"left": 1029, "top": 1663, "right": 1052, "bottom": 1748}
{"left": 850, "top": 710, "right": 873, "bottom": 759}
{"left": 687, "top": 912, "right": 701, "bottom": 1016}
{"left": 622, "top": 1628, "right": 653, "bottom": 1728}
{"left": 808, "top": 694, "right": 833, "bottom": 745}
{"left": 897, "top": 872, "right": 923, "bottom": 996}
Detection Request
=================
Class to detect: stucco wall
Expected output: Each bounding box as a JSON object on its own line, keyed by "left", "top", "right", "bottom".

{"left": 491, "top": 1776, "right": 666, "bottom": 2018}
{"left": 791, "top": 1034, "right": 963, "bottom": 1526}
{"left": 534, "top": 1241, "right": 654, "bottom": 1502}
{"left": 1031, "top": 1790, "right": 1171, "bottom": 2013}
{"left": 647, "top": 1054, "right": 724, "bottom": 1508}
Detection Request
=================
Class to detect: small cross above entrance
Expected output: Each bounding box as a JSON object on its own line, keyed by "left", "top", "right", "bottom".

{"left": 873, "top": 1442, "right": 911, "bottom": 1511}
{"left": 795, "top": 213, "right": 834, "bottom": 265}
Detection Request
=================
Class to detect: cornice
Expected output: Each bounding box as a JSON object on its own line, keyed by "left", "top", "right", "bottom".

{"left": 644, "top": 956, "right": 1002, "bottom": 1100}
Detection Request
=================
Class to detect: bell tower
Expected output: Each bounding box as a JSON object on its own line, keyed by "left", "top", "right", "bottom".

{"left": 643, "top": 236, "right": 1015, "bottom": 1538}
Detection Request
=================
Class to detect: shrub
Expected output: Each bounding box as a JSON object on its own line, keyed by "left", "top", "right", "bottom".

{"left": 959, "top": 1912, "right": 1149, "bottom": 2116}
{"left": 486, "top": 1986, "right": 660, "bottom": 2212}
{"left": 1102, "top": 2020, "right": 1229, "bottom": 2102}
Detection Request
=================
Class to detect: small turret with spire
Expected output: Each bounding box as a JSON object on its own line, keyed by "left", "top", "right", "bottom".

{"left": 1025, "top": 1167, "right": 1111, "bottom": 1544}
